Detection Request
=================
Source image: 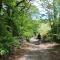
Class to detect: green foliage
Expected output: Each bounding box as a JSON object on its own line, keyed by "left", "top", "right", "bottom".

{"left": 0, "top": 0, "right": 31, "bottom": 56}
{"left": 0, "top": 0, "right": 39, "bottom": 56}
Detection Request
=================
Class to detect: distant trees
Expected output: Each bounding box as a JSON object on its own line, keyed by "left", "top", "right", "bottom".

{"left": 33, "top": 0, "right": 60, "bottom": 42}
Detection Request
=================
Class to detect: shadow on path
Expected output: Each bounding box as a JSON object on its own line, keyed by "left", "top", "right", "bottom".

{"left": 7, "top": 42, "right": 60, "bottom": 60}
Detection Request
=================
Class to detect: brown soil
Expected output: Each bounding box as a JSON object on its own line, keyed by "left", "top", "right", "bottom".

{"left": 0, "top": 42, "right": 58, "bottom": 60}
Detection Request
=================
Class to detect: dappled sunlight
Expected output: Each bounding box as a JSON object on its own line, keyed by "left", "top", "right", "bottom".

{"left": 38, "top": 23, "right": 51, "bottom": 36}
{"left": 21, "top": 42, "right": 58, "bottom": 51}
{"left": 8, "top": 42, "right": 59, "bottom": 60}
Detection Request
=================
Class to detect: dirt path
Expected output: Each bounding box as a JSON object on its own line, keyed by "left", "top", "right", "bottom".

{"left": 8, "top": 42, "right": 58, "bottom": 60}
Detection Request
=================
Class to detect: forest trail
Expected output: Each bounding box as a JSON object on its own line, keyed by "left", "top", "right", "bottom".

{"left": 9, "top": 42, "right": 58, "bottom": 60}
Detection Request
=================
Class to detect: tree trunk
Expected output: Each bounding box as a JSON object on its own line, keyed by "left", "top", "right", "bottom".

{"left": 0, "top": 0, "right": 2, "bottom": 12}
